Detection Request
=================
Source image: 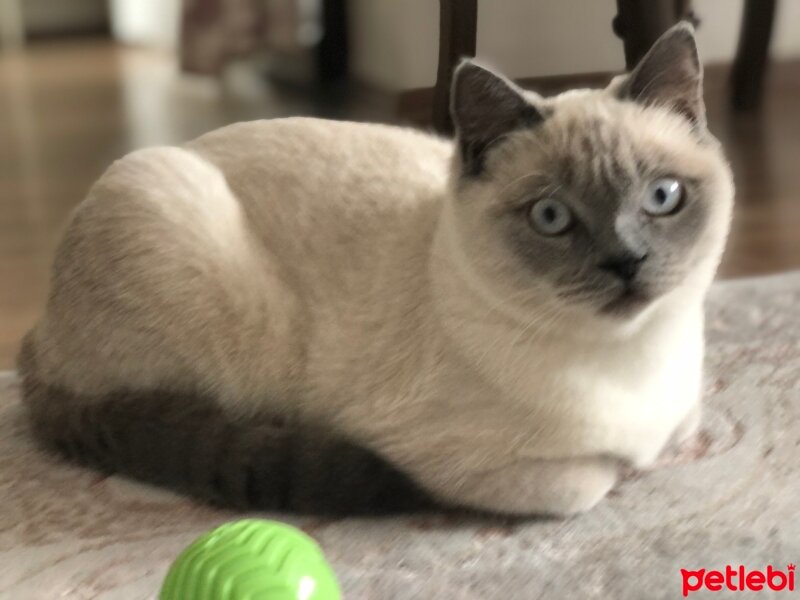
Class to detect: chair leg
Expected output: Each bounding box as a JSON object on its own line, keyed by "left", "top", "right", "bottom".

{"left": 432, "top": 0, "right": 477, "bottom": 135}
{"left": 613, "top": 0, "right": 677, "bottom": 69}
{"left": 731, "top": 0, "right": 777, "bottom": 111}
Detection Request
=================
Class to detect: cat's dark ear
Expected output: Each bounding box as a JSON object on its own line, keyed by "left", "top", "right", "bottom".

{"left": 618, "top": 22, "right": 705, "bottom": 127}
{"left": 450, "top": 60, "right": 544, "bottom": 177}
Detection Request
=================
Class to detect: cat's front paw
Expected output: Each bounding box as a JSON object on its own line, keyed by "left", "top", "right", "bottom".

{"left": 652, "top": 403, "right": 708, "bottom": 468}
{"left": 528, "top": 457, "right": 620, "bottom": 517}
{"left": 449, "top": 456, "right": 619, "bottom": 517}
{"left": 672, "top": 403, "right": 702, "bottom": 446}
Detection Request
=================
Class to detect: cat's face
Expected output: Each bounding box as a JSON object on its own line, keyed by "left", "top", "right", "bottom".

{"left": 447, "top": 24, "right": 733, "bottom": 322}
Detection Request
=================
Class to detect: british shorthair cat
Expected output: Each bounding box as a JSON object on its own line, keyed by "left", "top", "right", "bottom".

{"left": 19, "top": 23, "right": 732, "bottom": 516}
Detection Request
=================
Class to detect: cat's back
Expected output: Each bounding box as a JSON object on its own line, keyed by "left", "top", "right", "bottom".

{"left": 184, "top": 117, "right": 452, "bottom": 269}
{"left": 26, "top": 117, "right": 451, "bottom": 395}
{"left": 183, "top": 117, "right": 452, "bottom": 296}
{"left": 186, "top": 117, "right": 452, "bottom": 212}
{"left": 188, "top": 117, "right": 449, "bottom": 166}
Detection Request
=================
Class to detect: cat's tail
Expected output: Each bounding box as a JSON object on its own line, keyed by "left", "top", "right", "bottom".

{"left": 17, "top": 332, "right": 433, "bottom": 515}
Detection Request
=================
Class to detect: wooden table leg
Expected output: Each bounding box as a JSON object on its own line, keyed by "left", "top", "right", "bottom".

{"left": 613, "top": 0, "right": 678, "bottom": 69}
{"left": 731, "top": 0, "right": 777, "bottom": 111}
{"left": 433, "top": 0, "right": 477, "bottom": 136}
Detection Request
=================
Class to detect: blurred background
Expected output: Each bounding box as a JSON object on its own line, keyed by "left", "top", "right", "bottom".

{"left": 1, "top": 0, "right": 799, "bottom": 368}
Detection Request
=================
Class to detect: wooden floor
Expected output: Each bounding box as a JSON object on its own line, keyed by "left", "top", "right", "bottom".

{"left": 1, "top": 40, "right": 799, "bottom": 369}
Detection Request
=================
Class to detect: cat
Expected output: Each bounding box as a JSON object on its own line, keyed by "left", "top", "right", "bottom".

{"left": 18, "top": 23, "right": 733, "bottom": 516}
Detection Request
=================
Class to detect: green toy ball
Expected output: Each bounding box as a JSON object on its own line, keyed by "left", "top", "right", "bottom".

{"left": 160, "top": 519, "right": 341, "bottom": 600}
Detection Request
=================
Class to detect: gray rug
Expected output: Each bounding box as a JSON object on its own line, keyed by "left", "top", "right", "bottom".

{"left": 0, "top": 272, "right": 798, "bottom": 599}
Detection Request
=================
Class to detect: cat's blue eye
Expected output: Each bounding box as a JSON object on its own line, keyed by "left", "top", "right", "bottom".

{"left": 529, "top": 198, "right": 573, "bottom": 236}
{"left": 644, "top": 177, "right": 684, "bottom": 216}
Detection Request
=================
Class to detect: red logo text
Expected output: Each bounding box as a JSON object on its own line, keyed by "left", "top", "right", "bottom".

{"left": 681, "top": 564, "right": 795, "bottom": 596}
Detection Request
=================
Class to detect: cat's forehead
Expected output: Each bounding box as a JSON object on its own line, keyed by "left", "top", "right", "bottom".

{"left": 494, "top": 90, "right": 715, "bottom": 191}
{"left": 541, "top": 90, "right": 693, "bottom": 155}
{"left": 541, "top": 97, "right": 644, "bottom": 196}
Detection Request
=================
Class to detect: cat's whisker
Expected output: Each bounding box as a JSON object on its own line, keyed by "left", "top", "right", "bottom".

{"left": 502, "top": 308, "right": 570, "bottom": 381}
{"left": 472, "top": 303, "right": 556, "bottom": 370}
{"left": 495, "top": 170, "right": 547, "bottom": 200}
{"left": 473, "top": 298, "right": 567, "bottom": 373}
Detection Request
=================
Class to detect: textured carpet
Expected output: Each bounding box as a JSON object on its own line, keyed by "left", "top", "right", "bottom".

{"left": 0, "top": 272, "right": 798, "bottom": 599}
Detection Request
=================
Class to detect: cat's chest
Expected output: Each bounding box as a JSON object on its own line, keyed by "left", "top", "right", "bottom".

{"left": 441, "top": 316, "right": 705, "bottom": 467}
{"left": 543, "top": 338, "right": 703, "bottom": 464}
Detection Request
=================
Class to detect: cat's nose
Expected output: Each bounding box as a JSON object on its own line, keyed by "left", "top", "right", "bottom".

{"left": 598, "top": 253, "right": 648, "bottom": 282}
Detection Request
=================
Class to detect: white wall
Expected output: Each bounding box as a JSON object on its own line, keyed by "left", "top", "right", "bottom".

{"left": 108, "top": 0, "right": 181, "bottom": 48}
{"left": 350, "top": 0, "right": 800, "bottom": 91}
{"left": 349, "top": 0, "right": 439, "bottom": 90}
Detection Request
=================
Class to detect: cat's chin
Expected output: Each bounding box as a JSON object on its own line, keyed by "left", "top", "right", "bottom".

{"left": 598, "top": 286, "right": 654, "bottom": 318}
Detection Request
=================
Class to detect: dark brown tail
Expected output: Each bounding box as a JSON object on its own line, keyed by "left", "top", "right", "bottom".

{"left": 17, "top": 333, "right": 434, "bottom": 515}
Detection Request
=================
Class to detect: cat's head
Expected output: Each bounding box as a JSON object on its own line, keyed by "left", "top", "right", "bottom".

{"left": 445, "top": 23, "right": 733, "bottom": 324}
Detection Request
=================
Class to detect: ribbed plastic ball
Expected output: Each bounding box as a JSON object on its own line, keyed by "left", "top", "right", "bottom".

{"left": 160, "top": 519, "right": 341, "bottom": 600}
